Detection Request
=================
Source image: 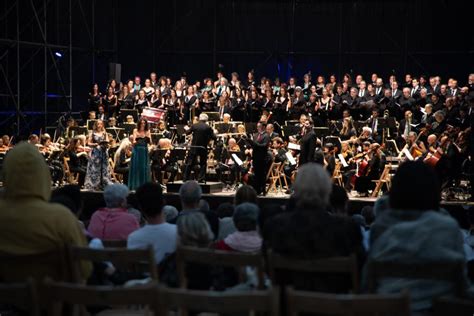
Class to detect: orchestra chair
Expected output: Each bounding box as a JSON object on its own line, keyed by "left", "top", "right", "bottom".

{"left": 63, "top": 156, "right": 79, "bottom": 185}
{"left": 265, "top": 161, "right": 283, "bottom": 194}
{"left": 332, "top": 161, "right": 344, "bottom": 186}
{"left": 42, "top": 279, "right": 160, "bottom": 316}
{"left": 0, "top": 279, "right": 40, "bottom": 316}
{"left": 156, "top": 285, "right": 280, "bottom": 316}
{"left": 286, "top": 287, "right": 410, "bottom": 316}
{"left": 371, "top": 164, "right": 392, "bottom": 197}
{"left": 101, "top": 239, "right": 127, "bottom": 248}
{"left": 267, "top": 251, "right": 360, "bottom": 294}
{"left": 176, "top": 245, "right": 265, "bottom": 289}
{"left": 366, "top": 259, "right": 467, "bottom": 297}
{"left": 108, "top": 158, "right": 121, "bottom": 183}
{"left": 66, "top": 245, "right": 158, "bottom": 283}
{"left": 278, "top": 162, "right": 289, "bottom": 191}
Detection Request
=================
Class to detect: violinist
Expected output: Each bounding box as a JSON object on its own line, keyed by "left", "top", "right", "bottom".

{"left": 0, "top": 139, "right": 8, "bottom": 153}
{"left": 156, "top": 120, "right": 172, "bottom": 139}
{"left": 65, "top": 137, "right": 88, "bottom": 187}
{"left": 354, "top": 143, "right": 385, "bottom": 196}
{"left": 113, "top": 138, "right": 132, "bottom": 184}
{"left": 28, "top": 134, "right": 40, "bottom": 146}
{"left": 40, "top": 133, "right": 64, "bottom": 185}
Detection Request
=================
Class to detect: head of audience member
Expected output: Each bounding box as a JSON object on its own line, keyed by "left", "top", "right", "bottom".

{"left": 389, "top": 161, "right": 440, "bottom": 211}
{"left": 162, "top": 205, "right": 178, "bottom": 223}
{"left": 179, "top": 180, "right": 202, "bottom": 211}
{"left": 361, "top": 205, "right": 375, "bottom": 226}
{"left": 198, "top": 199, "right": 210, "bottom": 212}
{"left": 103, "top": 184, "right": 129, "bottom": 209}
{"left": 329, "top": 184, "right": 349, "bottom": 216}
{"left": 177, "top": 212, "right": 214, "bottom": 247}
{"left": 234, "top": 185, "right": 258, "bottom": 206}
{"left": 233, "top": 203, "right": 259, "bottom": 233}
{"left": 292, "top": 163, "right": 332, "bottom": 210}
{"left": 135, "top": 183, "right": 164, "bottom": 223}
{"left": 216, "top": 202, "right": 234, "bottom": 219}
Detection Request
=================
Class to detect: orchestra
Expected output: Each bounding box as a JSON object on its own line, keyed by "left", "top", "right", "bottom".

{"left": 0, "top": 71, "right": 472, "bottom": 200}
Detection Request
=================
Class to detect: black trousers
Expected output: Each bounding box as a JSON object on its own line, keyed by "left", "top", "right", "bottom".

{"left": 184, "top": 148, "right": 208, "bottom": 181}
{"left": 252, "top": 157, "right": 267, "bottom": 194}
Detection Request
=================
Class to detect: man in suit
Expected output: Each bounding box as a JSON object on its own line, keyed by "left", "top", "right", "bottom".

{"left": 410, "top": 78, "right": 421, "bottom": 100}
{"left": 250, "top": 121, "right": 270, "bottom": 195}
{"left": 183, "top": 113, "right": 216, "bottom": 182}
{"left": 390, "top": 81, "right": 402, "bottom": 100}
{"left": 374, "top": 78, "right": 384, "bottom": 102}
{"left": 429, "top": 76, "right": 441, "bottom": 95}
{"left": 299, "top": 119, "right": 317, "bottom": 166}
{"left": 399, "top": 88, "right": 416, "bottom": 114}
{"left": 357, "top": 80, "right": 368, "bottom": 99}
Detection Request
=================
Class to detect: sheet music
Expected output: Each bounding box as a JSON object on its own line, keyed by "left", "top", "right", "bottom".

{"left": 338, "top": 154, "right": 349, "bottom": 167}
{"left": 288, "top": 142, "right": 301, "bottom": 151}
{"left": 286, "top": 151, "right": 297, "bottom": 165}
{"left": 402, "top": 148, "right": 414, "bottom": 161}
{"left": 232, "top": 153, "right": 243, "bottom": 166}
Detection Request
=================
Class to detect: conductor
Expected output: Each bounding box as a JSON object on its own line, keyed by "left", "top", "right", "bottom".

{"left": 183, "top": 113, "right": 216, "bottom": 182}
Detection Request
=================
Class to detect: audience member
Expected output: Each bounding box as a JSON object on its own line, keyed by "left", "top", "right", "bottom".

{"left": 88, "top": 184, "right": 139, "bottom": 240}
{"left": 127, "top": 183, "right": 177, "bottom": 264}
{"left": 234, "top": 185, "right": 258, "bottom": 206}
{"left": 0, "top": 142, "right": 91, "bottom": 281}
{"left": 163, "top": 205, "right": 179, "bottom": 223}
{"left": 216, "top": 202, "right": 236, "bottom": 240}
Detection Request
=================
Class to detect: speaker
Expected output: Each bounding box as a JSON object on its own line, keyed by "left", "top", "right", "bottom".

{"left": 108, "top": 63, "right": 121, "bottom": 82}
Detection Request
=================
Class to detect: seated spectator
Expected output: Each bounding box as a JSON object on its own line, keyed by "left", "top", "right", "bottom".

{"left": 127, "top": 183, "right": 177, "bottom": 264}
{"left": 329, "top": 184, "right": 349, "bottom": 215}
{"left": 88, "top": 184, "right": 139, "bottom": 240}
{"left": 215, "top": 203, "right": 262, "bottom": 253}
{"left": 234, "top": 185, "right": 258, "bottom": 206}
{"left": 263, "top": 163, "right": 364, "bottom": 293}
{"left": 216, "top": 202, "right": 236, "bottom": 241}
{"left": 163, "top": 205, "right": 178, "bottom": 223}
{"left": 0, "top": 142, "right": 91, "bottom": 281}
{"left": 366, "top": 161, "right": 471, "bottom": 312}
{"left": 177, "top": 211, "right": 214, "bottom": 290}
{"left": 171, "top": 180, "right": 219, "bottom": 238}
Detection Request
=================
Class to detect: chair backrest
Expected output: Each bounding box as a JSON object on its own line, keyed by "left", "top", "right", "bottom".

{"left": 67, "top": 245, "right": 158, "bottom": 282}
{"left": 268, "top": 251, "right": 360, "bottom": 293}
{"left": 0, "top": 280, "right": 39, "bottom": 316}
{"left": 432, "top": 296, "right": 474, "bottom": 316}
{"left": 286, "top": 287, "right": 411, "bottom": 316}
{"left": 176, "top": 245, "right": 265, "bottom": 289}
{"left": 156, "top": 286, "right": 279, "bottom": 316}
{"left": 42, "top": 279, "right": 160, "bottom": 316}
{"left": 0, "top": 248, "right": 70, "bottom": 282}
{"left": 366, "top": 259, "right": 466, "bottom": 296}
{"left": 63, "top": 156, "right": 71, "bottom": 174}
{"left": 101, "top": 239, "right": 128, "bottom": 248}
{"left": 332, "top": 161, "right": 342, "bottom": 177}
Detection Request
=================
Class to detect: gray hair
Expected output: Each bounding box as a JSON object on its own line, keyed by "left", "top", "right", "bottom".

{"left": 103, "top": 184, "right": 129, "bottom": 208}
{"left": 179, "top": 181, "right": 202, "bottom": 208}
{"left": 199, "top": 113, "right": 209, "bottom": 122}
{"left": 177, "top": 212, "right": 214, "bottom": 247}
{"left": 162, "top": 205, "right": 178, "bottom": 222}
{"left": 292, "top": 163, "right": 332, "bottom": 209}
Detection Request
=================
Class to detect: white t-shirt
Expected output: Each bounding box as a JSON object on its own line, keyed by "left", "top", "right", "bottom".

{"left": 127, "top": 223, "right": 177, "bottom": 264}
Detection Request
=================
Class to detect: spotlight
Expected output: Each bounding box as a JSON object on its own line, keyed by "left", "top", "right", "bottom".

{"left": 55, "top": 51, "right": 62, "bottom": 58}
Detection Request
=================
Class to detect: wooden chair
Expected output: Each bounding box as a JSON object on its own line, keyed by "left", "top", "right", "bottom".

{"left": 101, "top": 239, "right": 128, "bottom": 248}
{"left": 156, "top": 285, "right": 279, "bottom": 316}
{"left": 371, "top": 164, "right": 392, "bottom": 197}
{"left": 267, "top": 251, "right": 360, "bottom": 293}
{"left": 63, "top": 156, "right": 79, "bottom": 184}
{"left": 286, "top": 287, "right": 411, "bottom": 316}
{"left": 0, "top": 248, "right": 70, "bottom": 282}
{"left": 42, "top": 279, "right": 160, "bottom": 316}
{"left": 67, "top": 245, "right": 158, "bottom": 283}
{"left": 108, "top": 158, "right": 120, "bottom": 183}
{"left": 176, "top": 245, "right": 265, "bottom": 289}
{"left": 366, "top": 259, "right": 467, "bottom": 297}
{"left": 332, "top": 161, "right": 344, "bottom": 186}
{"left": 266, "top": 161, "right": 282, "bottom": 194}
{"left": 0, "top": 279, "right": 40, "bottom": 316}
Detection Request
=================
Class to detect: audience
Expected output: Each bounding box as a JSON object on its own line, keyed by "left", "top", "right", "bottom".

{"left": 127, "top": 183, "right": 177, "bottom": 264}
{"left": 215, "top": 203, "right": 262, "bottom": 253}
{"left": 216, "top": 202, "right": 236, "bottom": 240}
{"left": 234, "top": 184, "right": 258, "bottom": 206}
{"left": 88, "top": 184, "right": 139, "bottom": 240}
{"left": 163, "top": 205, "right": 178, "bottom": 223}
{"left": 263, "top": 163, "right": 365, "bottom": 292}
{"left": 0, "top": 142, "right": 91, "bottom": 281}
{"left": 366, "top": 161, "right": 472, "bottom": 312}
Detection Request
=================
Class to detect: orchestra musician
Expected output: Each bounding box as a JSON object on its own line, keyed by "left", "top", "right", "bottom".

{"left": 354, "top": 142, "right": 386, "bottom": 196}
{"left": 65, "top": 137, "right": 88, "bottom": 187}
{"left": 113, "top": 138, "right": 132, "bottom": 184}
{"left": 216, "top": 137, "right": 243, "bottom": 189}
{"left": 150, "top": 137, "right": 178, "bottom": 184}
{"left": 183, "top": 113, "right": 216, "bottom": 183}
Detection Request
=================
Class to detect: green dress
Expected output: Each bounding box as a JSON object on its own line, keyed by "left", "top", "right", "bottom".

{"left": 128, "top": 137, "right": 151, "bottom": 190}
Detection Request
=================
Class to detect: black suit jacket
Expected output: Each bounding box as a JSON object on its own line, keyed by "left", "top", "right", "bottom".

{"left": 299, "top": 130, "right": 316, "bottom": 166}
{"left": 187, "top": 122, "right": 216, "bottom": 148}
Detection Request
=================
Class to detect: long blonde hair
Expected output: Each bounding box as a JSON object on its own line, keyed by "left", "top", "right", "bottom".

{"left": 114, "top": 138, "right": 131, "bottom": 164}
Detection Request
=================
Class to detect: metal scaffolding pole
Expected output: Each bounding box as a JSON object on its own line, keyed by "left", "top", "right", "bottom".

{"left": 69, "top": 0, "right": 73, "bottom": 111}
{"left": 16, "top": 0, "right": 20, "bottom": 135}
{"left": 44, "top": 0, "right": 47, "bottom": 128}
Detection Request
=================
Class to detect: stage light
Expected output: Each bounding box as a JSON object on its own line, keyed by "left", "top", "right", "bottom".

{"left": 55, "top": 51, "right": 62, "bottom": 58}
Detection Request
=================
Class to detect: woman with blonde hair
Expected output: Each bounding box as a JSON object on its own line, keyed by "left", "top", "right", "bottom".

{"left": 84, "top": 119, "right": 112, "bottom": 190}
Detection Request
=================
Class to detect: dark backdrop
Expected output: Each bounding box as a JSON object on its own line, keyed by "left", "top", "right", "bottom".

{"left": 0, "top": 0, "right": 473, "bottom": 134}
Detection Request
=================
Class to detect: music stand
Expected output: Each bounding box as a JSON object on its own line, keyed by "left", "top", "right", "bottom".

{"left": 119, "top": 109, "right": 139, "bottom": 123}
{"left": 170, "top": 148, "right": 187, "bottom": 161}
{"left": 324, "top": 136, "right": 342, "bottom": 153}
{"left": 244, "top": 123, "right": 257, "bottom": 134}
{"left": 202, "top": 111, "right": 220, "bottom": 122}
{"left": 314, "top": 127, "right": 330, "bottom": 138}
{"left": 282, "top": 125, "right": 300, "bottom": 139}
{"left": 86, "top": 119, "right": 97, "bottom": 130}
{"left": 151, "top": 133, "right": 164, "bottom": 145}
{"left": 67, "top": 126, "right": 88, "bottom": 138}
{"left": 121, "top": 123, "right": 136, "bottom": 137}
{"left": 106, "top": 127, "right": 125, "bottom": 142}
